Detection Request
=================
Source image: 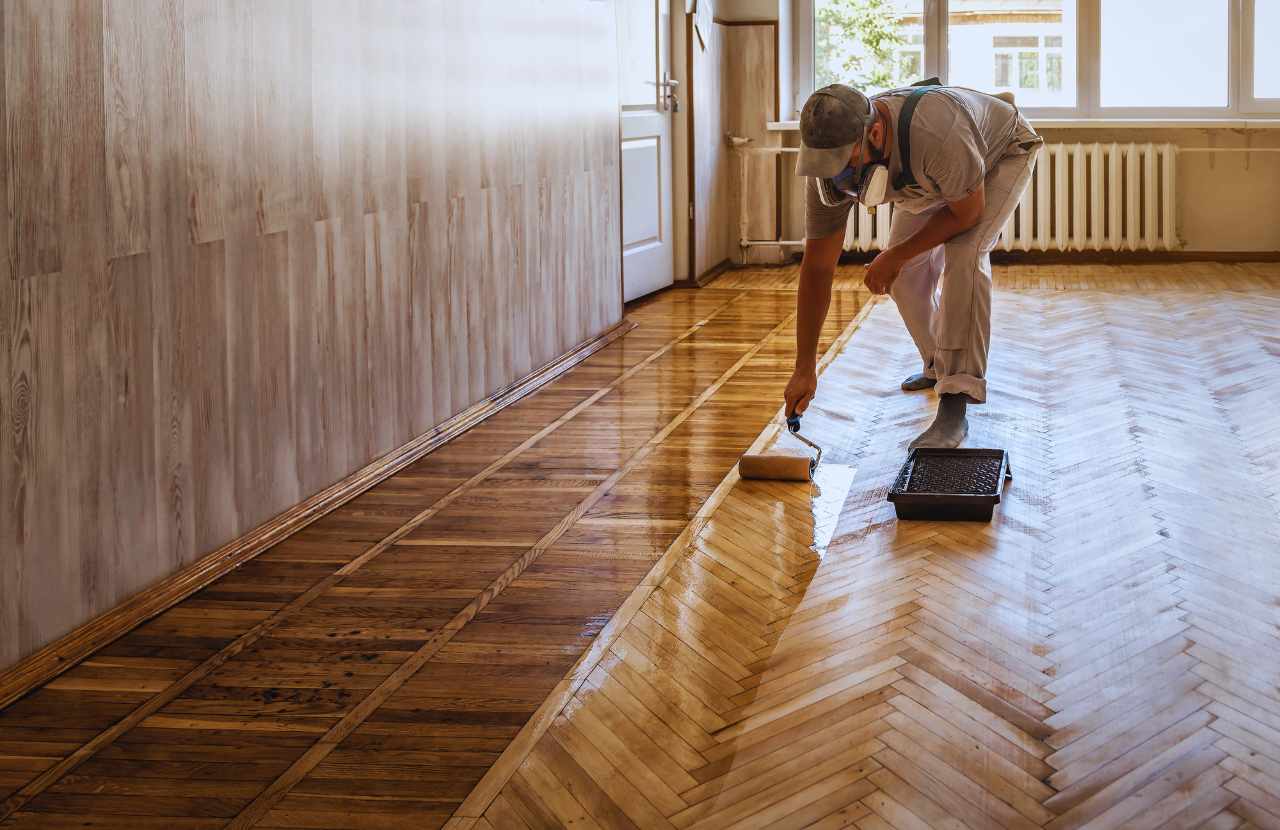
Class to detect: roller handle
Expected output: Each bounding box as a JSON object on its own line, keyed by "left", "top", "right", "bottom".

{"left": 784, "top": 411, "right": 822, "bottom": 466}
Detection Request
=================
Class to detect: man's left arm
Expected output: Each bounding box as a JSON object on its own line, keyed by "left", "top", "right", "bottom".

{"left": 864, "top": 185, "right": 984, "bottom": 294}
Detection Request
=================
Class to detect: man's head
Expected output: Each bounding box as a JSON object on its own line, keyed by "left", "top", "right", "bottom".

{"left": 796, "top": 84, "right": 889, "bottom": 180}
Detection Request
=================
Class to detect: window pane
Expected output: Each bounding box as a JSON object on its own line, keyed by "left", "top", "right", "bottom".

{"left": 994, "top": 53, "right": 1011, "bottom": 87}
{"left": 1258, "top": 0, "right": 1280, "bottom": 98}
{"left": 949, "top": 1, "right": 1076, "bottom": 108}
{"left": 1019, "top": 52, "right": 1039, "bottom": 89}
{"left": 815, "top": 0, "right": 926, "bottom": 94}
{"left": 1047, "top": 53, "right": 1062, "bottom": 92}
{"left": 1101, "top": 0, "right": 1227, "bottom": 107}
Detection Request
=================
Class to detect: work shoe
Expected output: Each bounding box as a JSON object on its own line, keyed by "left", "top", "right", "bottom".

{"left": 901, "top": 372, "right": 936, "bottom": 392}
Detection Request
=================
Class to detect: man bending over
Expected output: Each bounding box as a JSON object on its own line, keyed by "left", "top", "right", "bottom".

{"left": 784, "top": 80, "right": 1041, "bottom": 448}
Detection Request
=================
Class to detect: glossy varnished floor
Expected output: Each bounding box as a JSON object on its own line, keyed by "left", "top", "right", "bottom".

{"left": 0, "top": 279, "right": 865, "bottom": 828}
{"left": 5, "top": 262, "right": 1280, "bottom": 830}
{"left": 468, "top": 262, "right": 1280, "bottom": 830}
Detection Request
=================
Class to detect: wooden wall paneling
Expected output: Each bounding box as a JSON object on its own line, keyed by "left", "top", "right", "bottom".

{"left": 723, "top": 23, "right": 778, "bottom": 261}
{"left": 225, "top": 1, "right": 298, "bottom": 524}
{"left": 182, "top": 0, "right": 240, "bottom": 555}
{"left": 103, "top": 1, "right": 150, "bottom": 260}
{"left": 6, "top": 1, "right": 61, "bottom": 279}
{"left": 98, "top": 8, "right": 159, "bottom": 631}
{"left": 46, "top": 0, "right": 111, "bottom": 650}
{"left": 250, "top": 1, "right": 304, "bottom": 510}
{"left": 692, "top": 12, "right": 733, "bottom": 279}
{"left": 0, "top": 0, "right": 14, "bottom": 667}
{"left": 139, "top": 0, "right": 189, "bottom": 597}
{"left": 25, "top": 278, "right": 66, "bottom": 659}
{"left": 283, "top": 2, "right": 326, "bottom": 487}
{"left": 484, "top": 190, "right": 511, "bottom": 397}
{"left": 188, "top": 240, "right": 238, "bottom": 552}
{"left": 1, "top": 0, "right": 624, "bottom": 673}
{"left": 101, "top": 252, "right": 158, "bottom": 620}
{"left": 181, "top": 0, "right": 228, "bottom": 246}
{"left": 369, "top": 1, "right": 414, "bottom": 456}
{"left": 403, "top": 2, "right": 436, "bottom": 435}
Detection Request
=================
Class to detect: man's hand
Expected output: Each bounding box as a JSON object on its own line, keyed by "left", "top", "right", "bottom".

{"left": 864, "top": 247, "right": 905, "bottom": 295}
{"left": 785, "top": 368, "right": 818, "bottom": 417}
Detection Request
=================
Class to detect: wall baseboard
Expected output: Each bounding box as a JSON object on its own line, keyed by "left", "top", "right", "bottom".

{"left": 676, "top": 258, "right": 733, "bottom": 288}
{"left": 0, "top": 319, "right": 636, "bottom": 711}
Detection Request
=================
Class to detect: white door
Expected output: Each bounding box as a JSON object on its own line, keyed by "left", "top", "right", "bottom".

{"left": 619, "top": 0, "right": 675, "bottom": 302}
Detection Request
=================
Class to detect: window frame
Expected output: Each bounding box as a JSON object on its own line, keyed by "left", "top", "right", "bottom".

{"left": 1242, "top": 0, "right": 1280, "bottom": 113}
{"left": 794, "top": 0, "right": 1279, "bottom": 121}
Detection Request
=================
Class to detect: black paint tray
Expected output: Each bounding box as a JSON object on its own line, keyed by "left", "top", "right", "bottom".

{"left": 888, "top": 448, "right": 1012, "bottom": 522}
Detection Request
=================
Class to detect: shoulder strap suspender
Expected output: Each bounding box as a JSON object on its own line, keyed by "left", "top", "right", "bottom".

{"left": 893, "top": 85, "right": 939, "bottom": 191}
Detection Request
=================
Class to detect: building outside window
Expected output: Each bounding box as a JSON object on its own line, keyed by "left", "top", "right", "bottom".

{"left": 949, "top": 2, "right": 1075, "bottom": 107}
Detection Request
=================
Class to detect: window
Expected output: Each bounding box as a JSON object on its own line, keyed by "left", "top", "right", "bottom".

{"left": 898, "top": 34, "right": 924, "bottom": 83}
{"left": 949, "top": 2, "right": 1076, "bottom": 108}
{"left": 994, "top": 53, "right": 1011, "bottom": 87}
{"left": 814, "top": 0, "right": 925, "bottom": 94}
{"left": 1101, "top": 0, "right": 1228, "bottom": 108}
{"left": 798, "top": 0, "right": 1280, "bottom": 120}
{"left": 1256, "top": 0, "right": 1279, "bottom": 99}
{"left": 989, "top": 36, "right": 1062, "bottom": 95}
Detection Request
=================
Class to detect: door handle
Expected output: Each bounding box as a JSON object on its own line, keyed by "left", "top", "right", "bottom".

{"left": 660, "top": 71, "right": 680, "bottom": 112}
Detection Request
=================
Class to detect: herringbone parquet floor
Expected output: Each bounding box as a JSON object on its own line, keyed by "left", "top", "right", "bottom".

{"left": 458, "top": 265, "right": 1280, "bottom": 830}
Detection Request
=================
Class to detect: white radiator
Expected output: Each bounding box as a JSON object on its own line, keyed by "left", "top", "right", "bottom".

{"left": 842, "top": 142, "right": 1180, "bottom": 253}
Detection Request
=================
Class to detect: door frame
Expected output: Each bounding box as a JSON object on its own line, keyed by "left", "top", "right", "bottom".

{"left": 671, "top": 0, "right": 693, "bottom": 286}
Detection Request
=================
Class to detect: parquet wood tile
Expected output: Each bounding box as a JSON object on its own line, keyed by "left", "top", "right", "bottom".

{"left": 0, "top": 279, "right": 863, "bottom": 828}
{"left": 5, "top": 262, "right": 1280, "bottom": 828}
{"left": 473, "top": 263, "right": 1280, "bottom": 830}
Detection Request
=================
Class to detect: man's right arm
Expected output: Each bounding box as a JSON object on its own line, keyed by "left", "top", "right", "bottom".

{"left": 784, "top": 228, "right": 844, "bottom": 417}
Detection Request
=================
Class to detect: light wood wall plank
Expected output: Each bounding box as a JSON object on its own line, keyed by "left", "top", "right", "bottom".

{"left": 0, "top": 0, "right": 622, "bottom": 670}
{"left": 692, "top": 12, "right": 731, "bottom": 279}
{"left": 723, "top": 24, "right": 778, "bottom": 257}
{"left": 690, "top": 16, "right": 778, "bottom": 274}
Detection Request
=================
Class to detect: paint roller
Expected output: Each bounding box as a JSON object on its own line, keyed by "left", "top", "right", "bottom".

{"left": 738, "top": 413, "right": 823, "bottom": 482}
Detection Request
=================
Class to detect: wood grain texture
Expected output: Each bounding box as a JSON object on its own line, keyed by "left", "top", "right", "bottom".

{"left": 477, "top": 262, "right": 1280, "bottom": 830}
{"left": 691, "top": 6, "right": 732, "bottom": 281}
{"left": 0, "top": 280, "right": 867, "bottom": 827}
{"left": 0, "top": 317, "right": 633, "bottom": 712}
{"left": 722, "top": 22, "right": 778, "bottom": 262}
{"left": 691, "top": 16, "right": 778, "bottom": 277}
{"left": 0, "top": 0, "right": 623, "bottom": 671}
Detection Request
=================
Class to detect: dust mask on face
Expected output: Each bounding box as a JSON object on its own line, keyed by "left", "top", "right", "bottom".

{"left": 815, "top": 129, "right": 891, "bottom": 208}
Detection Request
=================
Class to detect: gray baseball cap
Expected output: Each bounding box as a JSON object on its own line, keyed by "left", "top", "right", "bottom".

{"left": 796, "top": 84, "right": 875, "bottom": 179}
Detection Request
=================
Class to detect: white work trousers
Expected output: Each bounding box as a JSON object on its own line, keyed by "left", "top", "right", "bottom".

{"left": 886, "top": 146, "right": 1040, "bottom": 403}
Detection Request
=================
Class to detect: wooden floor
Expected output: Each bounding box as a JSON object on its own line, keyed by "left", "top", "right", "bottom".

{"left": 3, "top": 262, "right": 1280, "bottom": 829}
{"left": 0, "top": 278, "right": 865, "bottom": 828}
{"left": 470, "top": 261, "right": 1280, "bottom": 830}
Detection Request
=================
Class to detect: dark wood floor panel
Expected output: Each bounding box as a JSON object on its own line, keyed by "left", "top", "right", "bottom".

{"left": 0, "top": 283, "right": 865, "bottom": 828}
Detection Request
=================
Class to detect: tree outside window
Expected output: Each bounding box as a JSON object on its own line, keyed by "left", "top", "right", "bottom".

{"left": 1019, "top": 51, "right": 1040, "bottom": 88}
{"left": 815, "top": 0, "right": 924, "bottom": 93}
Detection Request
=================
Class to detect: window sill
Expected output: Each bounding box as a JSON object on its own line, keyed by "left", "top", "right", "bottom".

{"left": 767, "top": 118, "right": 1280, "bottom": 131}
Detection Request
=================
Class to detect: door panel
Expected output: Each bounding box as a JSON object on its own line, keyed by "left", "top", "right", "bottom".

{"left": 619, "top": 0, "right": 659, "bottom": 107}
{"left": 622, "top": 137, "right": 662, "bottom": 249}
{"left": 619, "top": 0, "right": 674, "bottom": 302}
